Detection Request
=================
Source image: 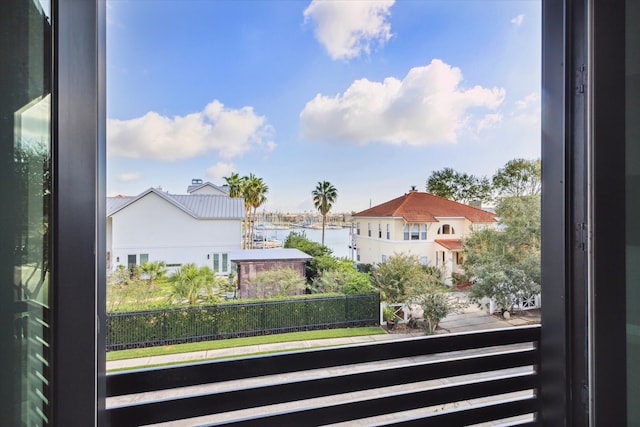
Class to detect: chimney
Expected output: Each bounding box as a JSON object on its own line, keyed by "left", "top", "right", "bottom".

{"left": 409, "top": 185, "right": 418, "bottom": 192}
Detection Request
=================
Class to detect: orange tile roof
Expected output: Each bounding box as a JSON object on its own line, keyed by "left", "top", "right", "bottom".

{"left": 435, "top": 239, "right": 464, "bottom": 250}
{"left": 352, "top": 191, "right": 496, "bottom": 223}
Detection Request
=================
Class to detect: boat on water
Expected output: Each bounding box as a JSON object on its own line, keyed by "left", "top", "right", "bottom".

{"left": 256, "top": 223, "right": 290, "bottom": 230}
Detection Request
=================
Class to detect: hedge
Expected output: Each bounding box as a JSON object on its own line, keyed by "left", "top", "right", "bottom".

{"left": 106, "top": 293, "right": 380, "bottom": 350}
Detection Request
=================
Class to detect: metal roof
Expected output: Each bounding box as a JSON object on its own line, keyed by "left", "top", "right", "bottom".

{"left": 187, "top": 181, "right": 229, "bottom": 194}
{"left": 107, "top": 187, "right": 245, "bottom": 219}
{"left": 229, "top": 248, "right": 312, "bottom": 262}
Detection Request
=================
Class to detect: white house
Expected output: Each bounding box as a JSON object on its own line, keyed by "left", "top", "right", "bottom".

{"left": 107, "top": 183, "right": 245, "bottom": 274}
{"left": 351, "top": 189, "right": 497, "bottom": 280}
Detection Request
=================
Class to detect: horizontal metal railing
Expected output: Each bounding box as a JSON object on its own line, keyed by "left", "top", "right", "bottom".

{"left": 106, "top": 324, "right": 540, "bottom": 426}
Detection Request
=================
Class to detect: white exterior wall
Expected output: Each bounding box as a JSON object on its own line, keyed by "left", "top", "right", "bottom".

{"left": 108, "top": 192, "right": 242, "bottom": 273}
{"left": 191, "top": 186, "right": 226, "bottom": 195}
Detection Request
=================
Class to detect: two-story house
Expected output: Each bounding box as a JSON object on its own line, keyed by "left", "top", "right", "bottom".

{"left": 351, "top": 188, "right": 496, "bottom": 279}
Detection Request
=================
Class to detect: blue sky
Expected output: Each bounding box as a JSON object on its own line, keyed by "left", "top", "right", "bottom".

{"left": 106, "top": 0, "right": 541, "bottom": 213}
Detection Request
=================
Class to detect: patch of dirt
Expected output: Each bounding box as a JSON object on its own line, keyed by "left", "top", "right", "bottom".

{"left": 385, "top": 323, "right": 423, "bottom": 334}
{"left": 455, "top": 281, "right": 473, "bottom": 291}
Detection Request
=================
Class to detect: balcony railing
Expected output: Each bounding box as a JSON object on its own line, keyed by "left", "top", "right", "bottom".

{"left": 106, "top": 324, "right": 540, "bottom": 426}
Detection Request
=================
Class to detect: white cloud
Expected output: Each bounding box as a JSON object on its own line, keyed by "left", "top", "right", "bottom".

{"left": 118, "top": 171, "right": 142, "bottom": 182}
{"left": 511, "top": 14, "right": 524, "bottom": 26}
{"left": 512, "top": 92, "right": 541, "bottom": 126}
{"left": 206, "top": 162, "right": 236, "bottom": 181}
{"left": 107, "top": 100, "right": 274, "bottom": 161}
{"left": 476, "top": 113, "right": 503, "bottom": 132}
{"left": 303, "top": 0, "right": 395, "bottom": 60}
{"left": 299, "top": 59, "right": 505, "bottom": 145}
{"left": 515, "top": 92, "right": 540, "bottom": 110}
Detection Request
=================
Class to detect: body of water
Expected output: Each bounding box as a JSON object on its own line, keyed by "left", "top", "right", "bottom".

{"left": 263, "top": 227, "right": 355, "bottom": 260}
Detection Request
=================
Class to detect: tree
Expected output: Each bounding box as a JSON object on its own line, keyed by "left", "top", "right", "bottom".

{"left": 463, "top": 195, "right": 541, "bottom": 313}
{"left": 372, "top": 254, "right": 441, "bottom": 303}
{"left": 492, "top": 158, "right": 541, "bottom": 197}
{"left": 407, "top": 287, "right": 467, "bottom": 334}
{"left": 140, "top": 261, "right": 167, "bottom": 287}
{"left": 167, "top": 264, "right": 220, "bottom": 305}
{"left": 312, "top": 181, "right": 338, "bottom": 246}
{"left": 244, "top": 174, "right": 269, "bottom": 248}
{"left": 223, "top": 172, "right": 244, "bottom": 198}
{"left": 226, "top": 173, "right": 269, "bottom": 249}
{"left": 425, "top": 168, "right": 492, "bottom": 205}
{"left": 373, "top": 254, "right": 463, "bottom": 333}
{"left": 284, "top": 231, "right": 333, "bottom": 283}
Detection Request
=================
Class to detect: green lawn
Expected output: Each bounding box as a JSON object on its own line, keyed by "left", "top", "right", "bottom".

{"left": 107, "top": 326, "right": 386, "bottom": 361}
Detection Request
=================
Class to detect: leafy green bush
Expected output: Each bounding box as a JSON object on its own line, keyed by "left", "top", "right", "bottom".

{"left": 312, "top": 260, "right": 374, "bottom": 294}
{"left": 372, "top": 254, "right": 443, "bottom": 303}
{"left": 248, "top": 266, "right": 306, "bottom": 298}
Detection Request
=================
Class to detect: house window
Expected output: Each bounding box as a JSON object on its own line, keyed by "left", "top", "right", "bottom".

{"left": 381, "top": 254, "right": 387, "bottom": 263}
{"left": 411, "top": 224, "right": 419, "bottom": 240}
{"left": 356, "top": 249, "right": 360, "bottom": 262}
{"left": 438, "top": 224, "right": 455, "bottom": 235}
{"left": 420, "top": 256, "right": 428, "bottom": 266}
{"left": 127, "top": 254, "right": 136, "bottom": 269}
{"left": 421, "top": 224, "right": 427, "bottom": 240}
{"left": 139, "top": 253, "right": 149, "bottom": 265}
{"left": 378, "top": 224, "right": 382, "bottom": 238}
{"left": 356, "top": 222, "right": 360, "bottom": 235}
{"left": 368, "top": 223, "right": 371, "bottom": 237}
{"left": 386, "top": 224, "right": 390, "bottom": 239}
{"left": 455, "top": 252, "right": 464, "bottom": 265}
{"left": 213, "top": 252, "right": 229, "bottom": 274}
{"left": 403, "top": 224, "right": 409, "bottom": 240}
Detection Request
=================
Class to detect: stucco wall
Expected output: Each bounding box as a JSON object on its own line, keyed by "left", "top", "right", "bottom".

{"left": 354, "top": 217, "right": 494, "bottom": 280}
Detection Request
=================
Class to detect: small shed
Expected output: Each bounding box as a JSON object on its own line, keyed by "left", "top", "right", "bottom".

{"left": 230, "top": 249, "right": 312, "bottom": 299}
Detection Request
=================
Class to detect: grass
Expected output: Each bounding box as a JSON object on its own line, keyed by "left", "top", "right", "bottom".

{"left": 106, "top": 326, "right": 386, "bottom": 361}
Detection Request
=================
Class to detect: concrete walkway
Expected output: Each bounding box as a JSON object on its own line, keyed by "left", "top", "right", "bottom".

{"left": 106, "top": 302, "right": 540, "bottom": 371}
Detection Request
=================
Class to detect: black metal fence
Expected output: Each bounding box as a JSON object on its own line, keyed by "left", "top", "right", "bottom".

{"left": 106, "top": 325, "right": 540, "bottom": 426}
{"left": 106, "top": 293, "right": 380, "bottom": 350}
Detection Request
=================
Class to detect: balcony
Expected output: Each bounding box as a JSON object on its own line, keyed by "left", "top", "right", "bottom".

{"left": 106, "top": 324, "right": 540, "bottom": 426}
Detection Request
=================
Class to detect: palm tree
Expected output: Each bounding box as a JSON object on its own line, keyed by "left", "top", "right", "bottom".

{"left": 223, "top": 172, "right": 244, "bottom": 198}
{"left": 167, "top": 264, "right": 215, "bottom": 305}
{"left": 140, "top": 260, "right": 167, "bottom": 287}
{"left": 243, "top": 174, "right": 269, "bottom": 248}
{"left": 312, "top": 181, "right": 338, "bottom": 246}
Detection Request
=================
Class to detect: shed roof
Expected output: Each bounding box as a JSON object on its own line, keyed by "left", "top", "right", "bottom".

{"left": 229, "top": 248, "right": 312, "bottom": 262}
{"left": 107, "top": 187, "right": 245, "bottom": 219}
{"left": 352, "top": 191, "right": 496, "bottom": 223}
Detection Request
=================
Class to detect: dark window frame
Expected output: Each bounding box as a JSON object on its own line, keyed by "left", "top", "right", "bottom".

{"left": 3, "top": 0, "right": 627, "bottom": 424}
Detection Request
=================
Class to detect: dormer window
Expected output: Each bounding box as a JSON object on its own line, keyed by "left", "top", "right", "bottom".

{"left": 437, "top": 224, "right": 455, "bottom": 235}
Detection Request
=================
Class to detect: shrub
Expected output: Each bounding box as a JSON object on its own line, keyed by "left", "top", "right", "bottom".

{"left": 311, "top": 260, "right": 374, "bottom": 294}
{"left": 248, "top": 266, "right": 306, "bottom": 298}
